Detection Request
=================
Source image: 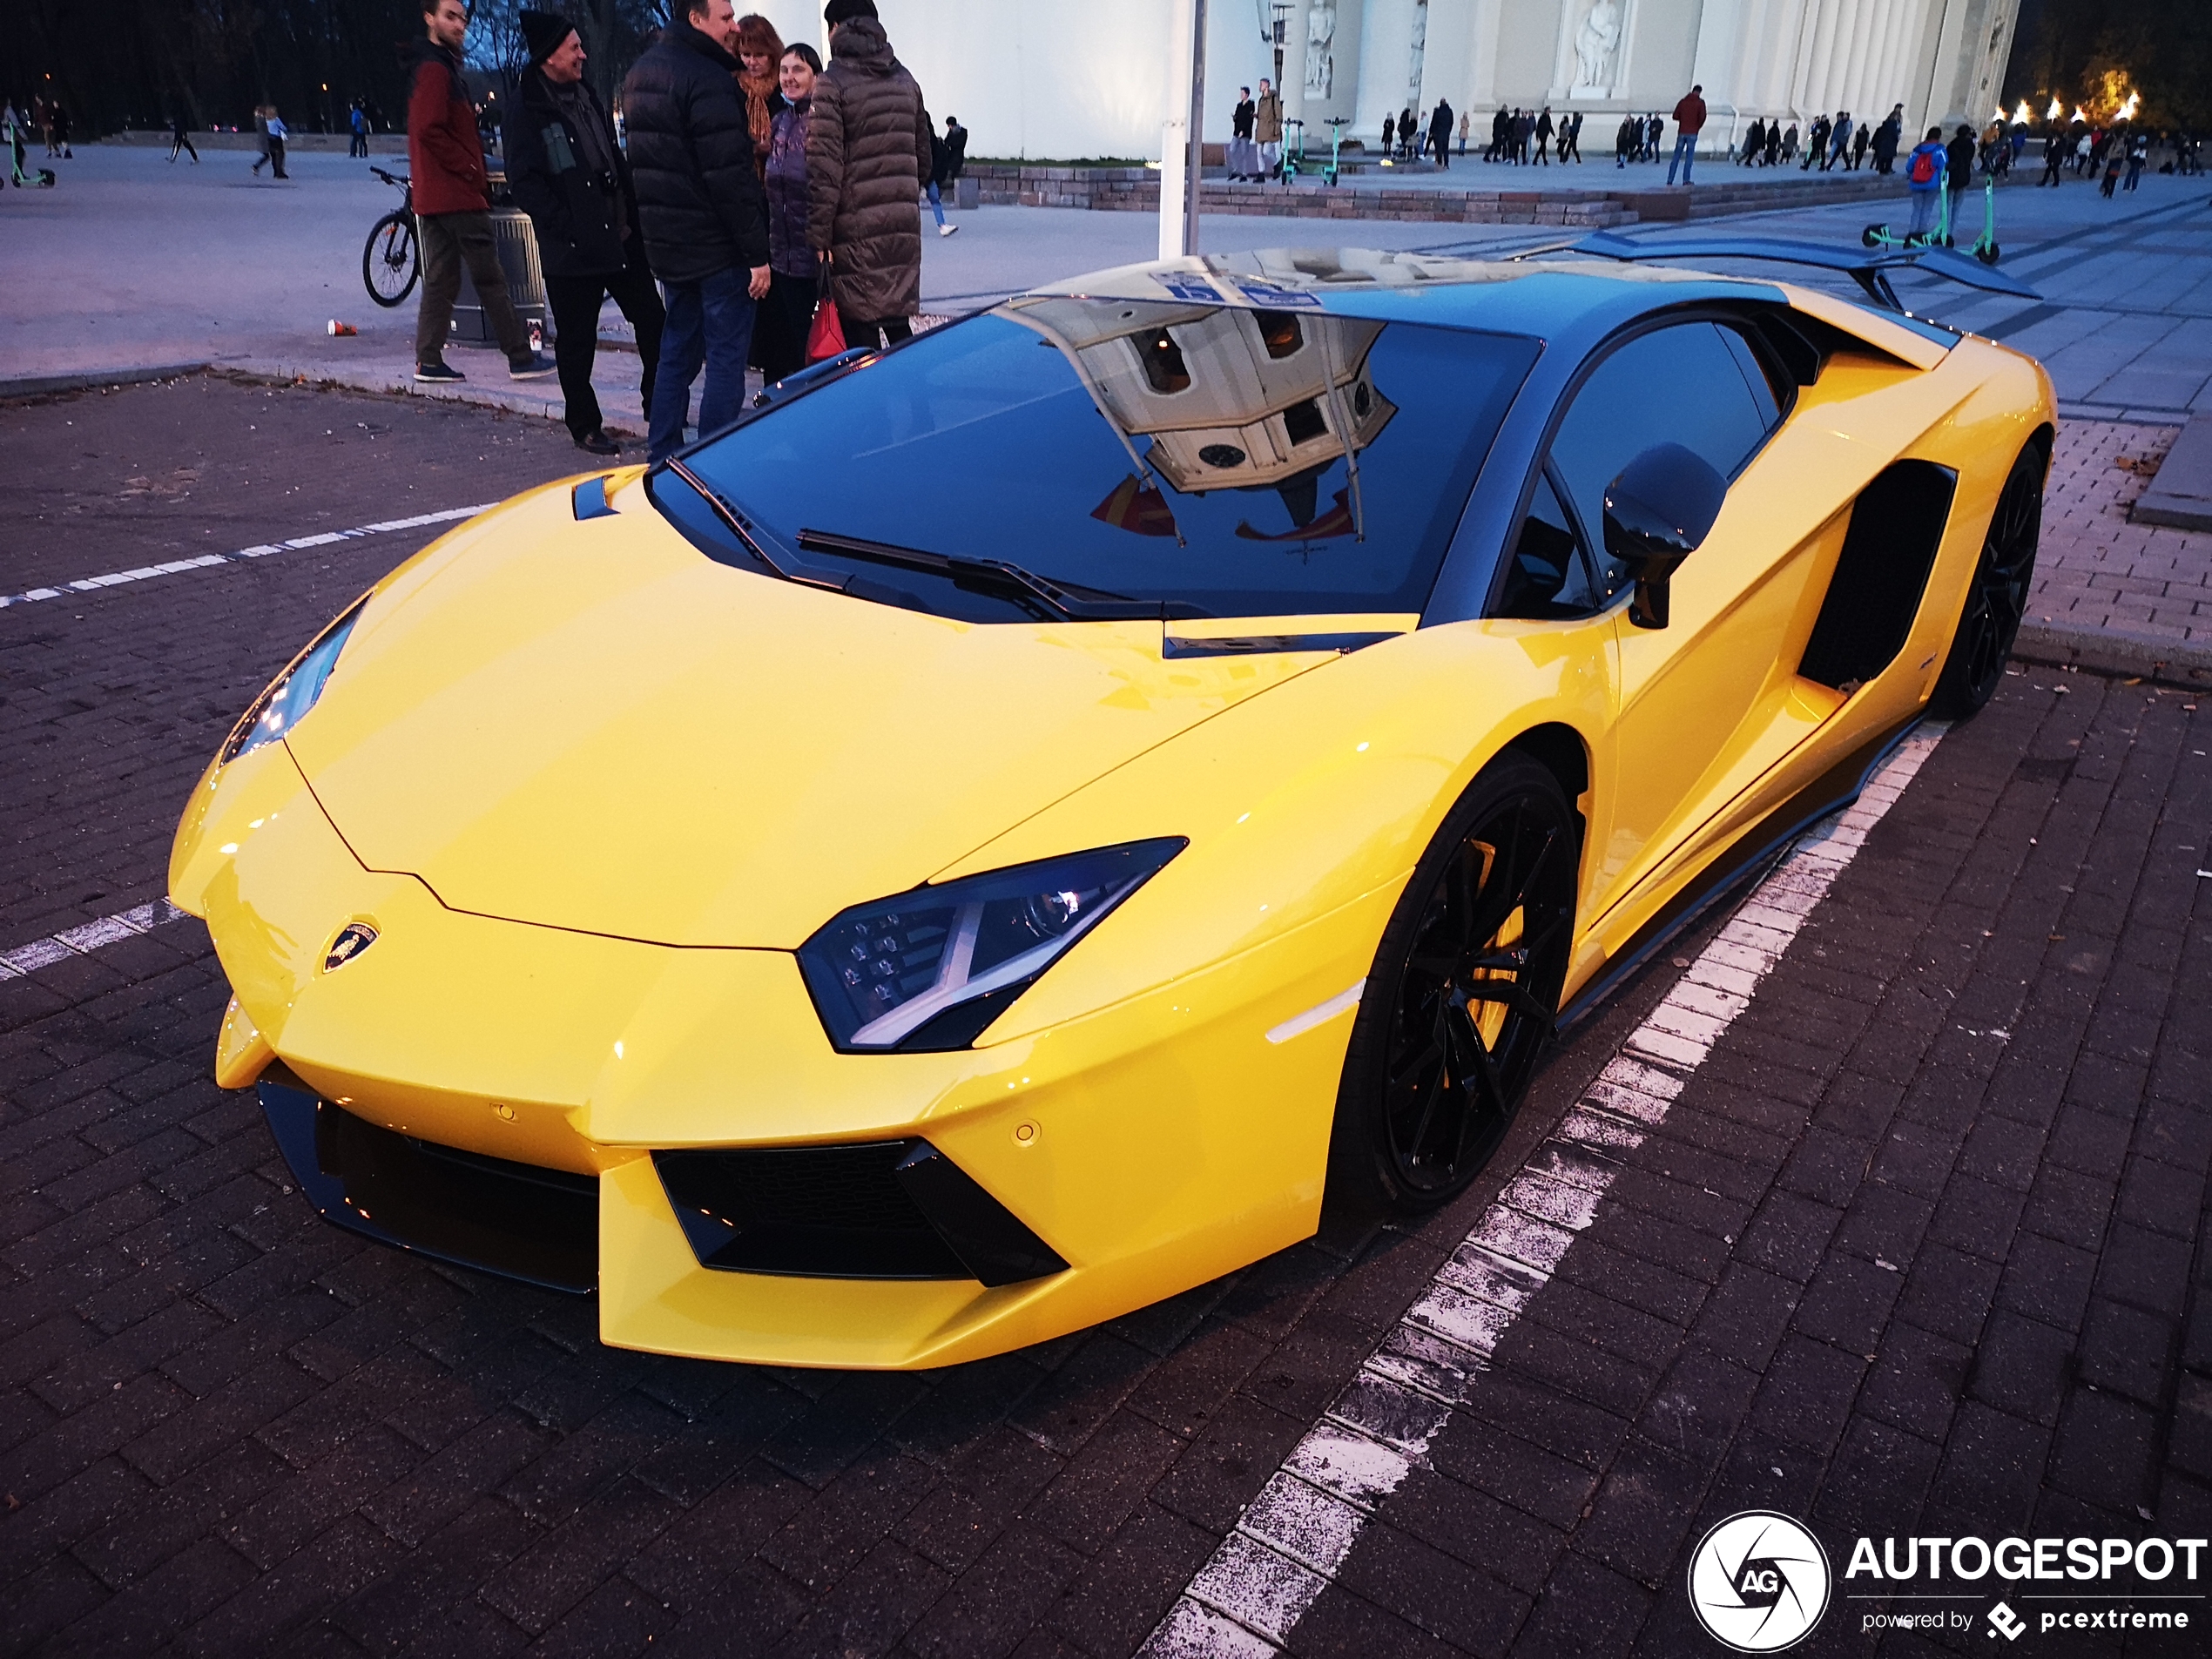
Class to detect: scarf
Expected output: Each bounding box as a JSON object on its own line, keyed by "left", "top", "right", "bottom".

{"left": 738, "top": 67, "right": 775, "bottom": 174}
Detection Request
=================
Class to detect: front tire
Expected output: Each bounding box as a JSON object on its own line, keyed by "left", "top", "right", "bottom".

{"left": 1930, "top": 441, "right": 2046, "bottom": 719}
{"left": 363, "top": 212, "right": 419, "bottom": 307}
{"left": 1326, "top": 753, "right": 1578, "bottom": 1217}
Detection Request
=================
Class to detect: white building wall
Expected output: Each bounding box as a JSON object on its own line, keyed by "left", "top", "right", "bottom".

{"left": 833, "top": 0, "right": 2016, "bottom": 162}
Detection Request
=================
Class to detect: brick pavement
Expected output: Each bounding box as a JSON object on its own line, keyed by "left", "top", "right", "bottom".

{"left": 2029, "top": 422, "right": 2209, "bottom": 650}
{"left": 2, "top": 377, "right": 2209, "bottom": 1657}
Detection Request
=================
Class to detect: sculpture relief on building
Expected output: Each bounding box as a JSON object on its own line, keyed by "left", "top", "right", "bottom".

{"left": 1571, "top": 0, "right": 1622, "bottom": 98}
{"left": 1305, "top": 0, "right": 1334, "bottom": 98}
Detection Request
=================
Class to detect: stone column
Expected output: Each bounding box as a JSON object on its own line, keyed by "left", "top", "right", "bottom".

{"left": 1282, "top": 0, "right": 1312, "bottom": 128}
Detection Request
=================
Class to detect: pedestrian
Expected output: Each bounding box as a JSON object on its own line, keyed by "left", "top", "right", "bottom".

{"left": 1801, "top": 111, "right": 1828, "bottom": 169}
{"left": 1825, "top": 111, "right": 1851, "bottom": 171}
{"left": 264, "top": 106, "right": 290, "bottom": 178}
{"left": 1645, "top": 112, "right": 1663, "bottom": 163}
{"left": 1946, "top": 122, "right": 1975, "bottom": 222}
{"left": 1518, "top": 108, "right": 1536, "bottom": 163}
{"left": 1399, "top": 105, "right": 1415, "bottom": 159}
{"left": 1381, "top": 112, "right": 1394, "bottom": 159}
{"left": 2038, "top": 125, "right": 2064, "bottom": 186}
{"left": 809, "top": 0, "right": 934, "bottom": 353}
{"left": 734, "top": 12, "right": 784, "bottom": 182}
{"left": 1780, "top": 122, "right": 1797, "bottom": 165}
{"left": 924, "top": 109, "right": 959, "bottom": 233}
{"left": 1561, "top": 109, "right": 1582, "bottom": 162}
{"left": 1231, "top": 85, "right": 1256, "bottom": 180}
{"left": 1428, "top": 98, "right": 1453, "bottom": 171}
{"left": 1667, "top": 84, "right": 1703, "bottom": 184}
{"left": 506, "top": 10, "right": 665, "bottom": 455}
{"left": 1254, "top": 78, "right": 1281, "bottom": 179}
{"left": 1457, "top": 109, "right": 1468, "bottom": 155}
{"left": 250, "top": 104, "right": 271, "bottom": 173}
{"left": 2099, "top": 133, "right": 2124, "bottom": 198}
{"left": 48, "top": 99, "right": 70, "bottom": 158}
{"left": 1739, "top": 116, "right": 1764, "bottom": 165}
{"left": 623, "top": 0, "right": 771, "bottom": 457}
{"left": 1905, "top": 125, "right": 1946, "bottom": 241}
{"left": 1614, "top": 111, "right": 1631, "bottom": 168}
{"left": 2124, "top": 128, "right": 2148, "bottom": 190}
{"left": 1850, "top": 123, "right": 1868, "bottom": 170}
{"left": 407, "top": 0, "right": 557, "bottom": 386}
{"left": 1533, "top": 105, "right": 1553, "bottom": 165}
{"left": 1871, "top": 107, "right": 1900, "bottom": 173}
{"left": 754, "top": 43, "right": 822, "bottom": 383}
{"left": 168, "top": 106, "right": 199, "bottom": 163}
{"left": 349, "top": 98, "right": 369, "bottom": 157}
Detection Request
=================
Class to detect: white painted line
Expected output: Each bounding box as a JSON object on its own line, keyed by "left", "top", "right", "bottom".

{"left": 1265, "top": 981, "right": 1364, "bottom": 1045}
{"left": 0, "top": 900, "right": 193, "bottom": 980}
{"left": 1139, "top": 725, "right": 1949, "bottom": 1656}
{"left": 0, "top": 504, "right": 495, "bottom": 612}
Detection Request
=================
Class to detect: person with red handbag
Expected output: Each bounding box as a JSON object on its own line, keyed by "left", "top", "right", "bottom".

{"left": 757, "top": 43, "right": 825, "bottom": 384}
{"left": 806, "top": 0, "right": 935, "bottom": 352}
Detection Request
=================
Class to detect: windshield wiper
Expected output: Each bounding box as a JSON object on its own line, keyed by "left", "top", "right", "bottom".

{"left": 663, "top": 460, "right": 848, "bottom": 592}
{"left": 796, "top": 529, "right": 1194, "bottom": 623}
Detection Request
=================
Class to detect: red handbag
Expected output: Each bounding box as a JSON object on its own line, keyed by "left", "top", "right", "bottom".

{"left": 805, "top": 290, "right": 846, "bottom": 364}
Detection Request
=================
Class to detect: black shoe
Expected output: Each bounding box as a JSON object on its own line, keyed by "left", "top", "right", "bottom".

{"left": 508, "top": 351, "right": 556, "bottom": 381}
{"left": 576, "top": 429, "right": 620, "bottom": 456}
{"left": 415, "top": 361, "right": 466, "bottom": 383}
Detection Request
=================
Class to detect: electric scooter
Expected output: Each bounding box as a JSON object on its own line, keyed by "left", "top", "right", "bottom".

{"left": 1281, "top": 118, "right": 1305, "bottom": 184}
{"left": 1323, "top": 116, "right": 1348, "bottom": 187}
{"left": 5, "top": 115, "right": 57, "bottom": 187}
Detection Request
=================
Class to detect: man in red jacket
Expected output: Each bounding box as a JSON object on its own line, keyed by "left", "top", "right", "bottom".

{"left": 408, "top": 0, "right": 554, "bottom": 383}
{"left": 1667, "top": 82, "right": 1706, "bottom": 185}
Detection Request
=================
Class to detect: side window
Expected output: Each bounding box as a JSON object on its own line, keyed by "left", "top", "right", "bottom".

{"left": 1497, "top": 471, "right": 1601, "bottom": 620}
{"left": 1548, "top": 321, "right": 1778, "bottom": 598}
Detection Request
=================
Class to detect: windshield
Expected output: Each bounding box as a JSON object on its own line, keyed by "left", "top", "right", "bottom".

{"left": 663, "top": 300, "right": 1539, "bottom": 621}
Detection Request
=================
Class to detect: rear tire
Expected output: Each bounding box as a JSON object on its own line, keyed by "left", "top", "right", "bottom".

{"left": 1325, "top": 754, "right": 1578, "bottom": 1217}
{"left": 1930, "top": 441, "right": 2046, "bottom": 719}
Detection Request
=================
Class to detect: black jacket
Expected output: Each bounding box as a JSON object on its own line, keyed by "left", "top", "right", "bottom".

{"left": 620, "top": 19, "right": 770, "bottom": 282}
{"left": 504, "top": 69, "right": 637, "bottom": 280}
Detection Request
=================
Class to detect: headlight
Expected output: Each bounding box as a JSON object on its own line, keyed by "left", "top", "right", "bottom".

{"left": 797, "top": 839, "right": 1186, "bottom": 1052}
{"left": 221, "top": 600, "right": 366, "bottom": 764}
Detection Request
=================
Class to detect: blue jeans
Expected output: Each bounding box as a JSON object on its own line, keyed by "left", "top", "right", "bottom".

{"left": 650, "top": 266, "right": 756, "bottom": 462}
{"left": 1667, "top": 132, "right": 1697, "bottom": 185}
{"left": 1907, "top": 190, "right": 1939, "bottom": 238}
{"left": 926, "top": 179, "right": 946, "bottom": 227}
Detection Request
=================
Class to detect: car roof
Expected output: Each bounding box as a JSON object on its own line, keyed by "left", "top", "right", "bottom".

{"left": 1022, "top": 247, "right": 1791, "bottom": 337}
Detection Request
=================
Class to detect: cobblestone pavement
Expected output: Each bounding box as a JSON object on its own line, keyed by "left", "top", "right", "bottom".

{"left": 1, "top": 377, "right": 2208, "bottom": 1657}
{"left": 2030, "top": 422, "right": 2211, "bottom": 656}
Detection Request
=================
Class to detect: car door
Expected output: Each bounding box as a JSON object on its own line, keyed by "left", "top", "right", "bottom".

{"left": 1534, "top": 318, "right": 1804, "bottom": 930}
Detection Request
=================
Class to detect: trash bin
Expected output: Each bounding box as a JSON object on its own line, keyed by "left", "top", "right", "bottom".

{"left": 445, "top": 205, "right": 549, "bottom": 352}
{"left": 954, "top": 173, "right": 979, "bottom": 210}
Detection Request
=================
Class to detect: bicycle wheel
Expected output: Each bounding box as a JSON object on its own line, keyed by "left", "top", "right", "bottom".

{"left": 363, "top": 212, "right": 419, "bottom": 307}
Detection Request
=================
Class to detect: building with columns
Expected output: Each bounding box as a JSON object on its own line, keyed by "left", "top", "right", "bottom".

{"left": 742, "top": 0, "right": 2021, "bottom": 165}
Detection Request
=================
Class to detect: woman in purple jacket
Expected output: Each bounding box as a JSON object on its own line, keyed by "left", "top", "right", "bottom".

{"left": 755, "top": 43, "right": 823, "bottom": 385}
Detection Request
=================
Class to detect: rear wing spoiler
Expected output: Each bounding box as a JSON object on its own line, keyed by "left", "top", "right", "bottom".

{"left": 1561, "top": 233, "right": 2040, "bottom": 312}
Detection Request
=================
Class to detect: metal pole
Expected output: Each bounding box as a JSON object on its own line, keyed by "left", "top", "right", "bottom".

{"left": 1184, "top": 0, "right": 1209, "bottom": 256}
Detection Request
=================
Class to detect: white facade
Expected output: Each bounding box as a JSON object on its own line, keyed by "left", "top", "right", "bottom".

{"left": 772, "top": 0, "right": 2020, "bottom": 162}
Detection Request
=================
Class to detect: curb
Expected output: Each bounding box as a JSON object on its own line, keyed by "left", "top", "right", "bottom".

{"left": 0, "top": 363, "right": 211, "bottom": 401}
{"left": 2012, "top": 620, "right": 2212, "bottom": 691}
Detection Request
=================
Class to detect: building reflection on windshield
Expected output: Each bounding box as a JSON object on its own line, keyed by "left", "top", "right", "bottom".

{"left": 1001, "top": 298, "right": 1394, "bottom": 543}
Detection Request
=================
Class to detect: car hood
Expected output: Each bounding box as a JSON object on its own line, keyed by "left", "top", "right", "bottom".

{"left": 285, "top": 481, "right": 1345, "bottom": 948}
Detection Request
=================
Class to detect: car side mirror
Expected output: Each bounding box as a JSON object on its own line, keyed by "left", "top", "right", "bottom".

{"left": 1602, "top": 443, "right": 1728, "bottom": 629}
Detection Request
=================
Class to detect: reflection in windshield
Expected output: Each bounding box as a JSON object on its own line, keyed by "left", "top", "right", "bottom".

{"left": 1003, "top": 300, "right": 1394, "bottom": 542}
{"left": 670, "top": 300, "right": 1537, "bottom": 621}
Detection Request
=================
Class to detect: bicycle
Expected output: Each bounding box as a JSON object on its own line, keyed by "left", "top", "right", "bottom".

{"left": 363, "top": 166, "right": 420, "bottom": 307}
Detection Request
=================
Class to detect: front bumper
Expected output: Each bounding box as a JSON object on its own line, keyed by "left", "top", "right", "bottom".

{"left": 179, "top": 742, "right": 1393, "bottom": 1367}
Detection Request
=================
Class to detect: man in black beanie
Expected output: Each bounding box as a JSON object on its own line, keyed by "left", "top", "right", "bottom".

{"left": 505, "top": 10, "right": 665, "bottom": 453}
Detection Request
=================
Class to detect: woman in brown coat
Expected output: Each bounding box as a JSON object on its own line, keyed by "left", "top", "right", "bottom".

{"left": 807, "top": 0, "right": 934, "bottom": 347}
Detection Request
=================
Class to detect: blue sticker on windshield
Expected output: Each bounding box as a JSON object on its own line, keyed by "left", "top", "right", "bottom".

{"left": 1232, "top": 280, "right": 1324, "bottom": 308}
{"left": 1158, "top": 277, "right": 1222, "bottom": 302}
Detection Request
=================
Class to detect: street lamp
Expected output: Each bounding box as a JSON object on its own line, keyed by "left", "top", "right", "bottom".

{"left": 1270, "top": 2, "right": 1289, "bottom": 90}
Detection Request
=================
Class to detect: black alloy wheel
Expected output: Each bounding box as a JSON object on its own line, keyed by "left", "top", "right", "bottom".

{"left": 363, "top": 212, "right": 419, "bottom": 307}
{"left": 1329, "top": 754, "right": 1579, "bottom": 1216}
{"left": 1930, "top": 441, "right": 2046, "bottom": 718}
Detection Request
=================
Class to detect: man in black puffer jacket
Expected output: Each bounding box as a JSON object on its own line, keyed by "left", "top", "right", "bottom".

{"left": 621, "top": 0, "right": 771, "bottom": 460}
{"left": 506, "top": 10, "right": 664, "bottom": 455}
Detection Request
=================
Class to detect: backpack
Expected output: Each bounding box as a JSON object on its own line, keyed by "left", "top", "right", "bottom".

{"left": 1909, "top": 147, "right": 1938, "bottom": 185}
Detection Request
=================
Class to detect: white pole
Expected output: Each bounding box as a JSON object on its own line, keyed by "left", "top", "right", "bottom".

{"left": 1160, "top": 0, "right": 1207, "bottom": 260}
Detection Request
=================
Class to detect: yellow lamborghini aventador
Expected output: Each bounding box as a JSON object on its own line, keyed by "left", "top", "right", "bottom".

{"left": 170, "top": 243, "right": 2054, "bottom": 1368}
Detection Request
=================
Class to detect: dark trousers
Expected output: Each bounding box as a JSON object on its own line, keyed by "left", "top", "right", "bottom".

{"left": 650, "top": 266, "right": 756, "bottom": 462}
{"left": 546, "top": 253, "right": 664, "bottom": 442}
{"left": 169, "top": 132, "right": 197, "bottom": 161}
{"left": 838, "top": 311, "right": 913, "bottom": 352}
{"left": 416, "top": 211, "right": 530, "bottom": 365}
{"left": 349, "top": 132, "right": 368, "bottom": 158}
{"left": 755, "top": 270, "right": 819, "bottom": 386}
